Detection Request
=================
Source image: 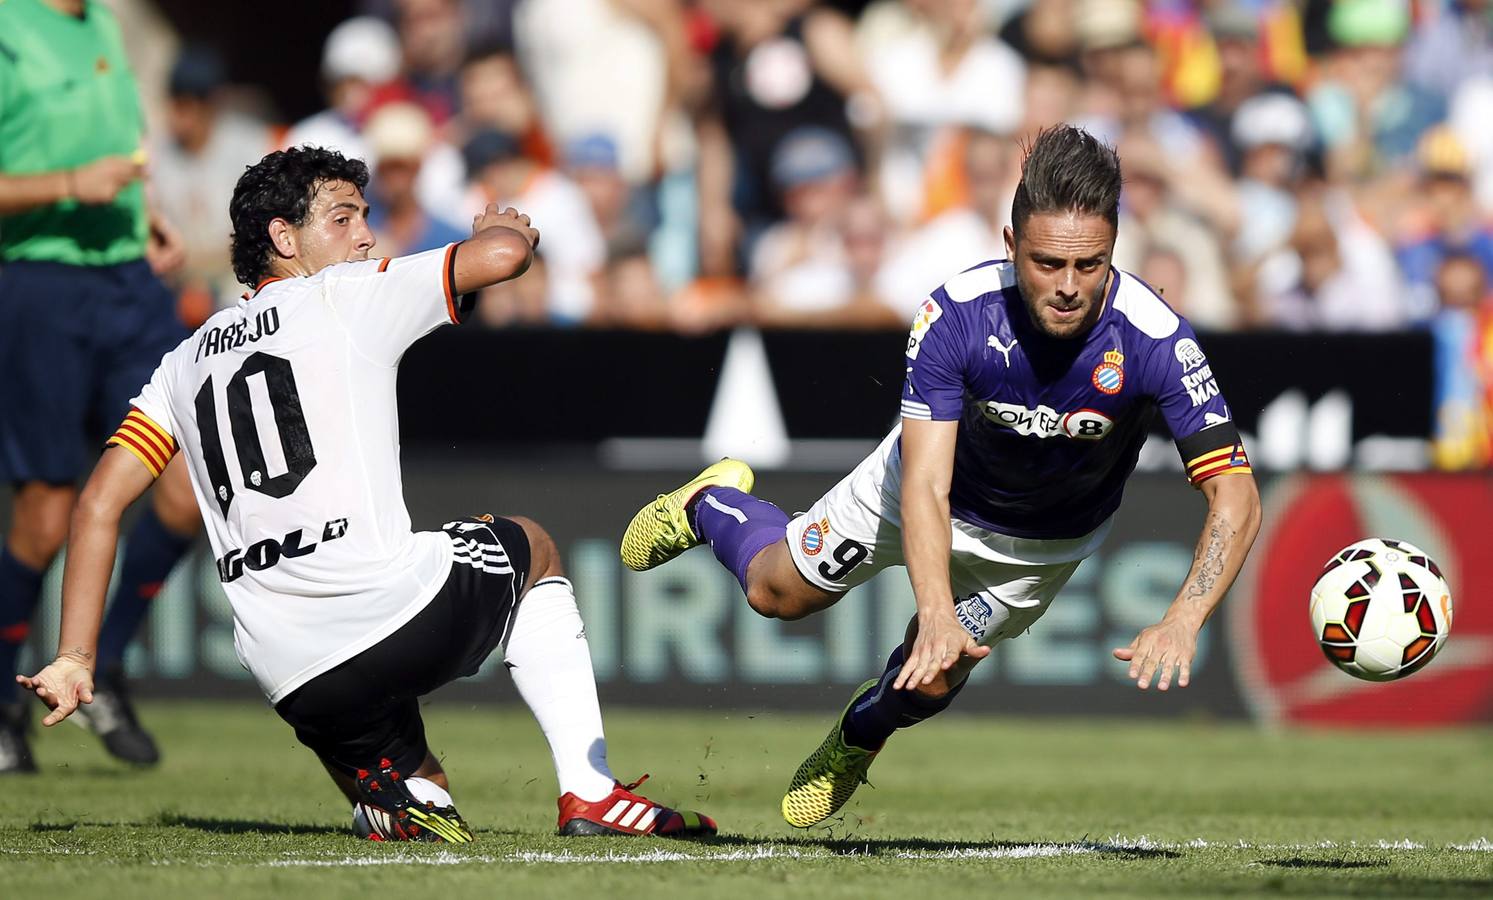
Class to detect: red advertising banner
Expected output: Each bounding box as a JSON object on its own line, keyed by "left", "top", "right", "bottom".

{"left": 1232, "top": 475, "right": 1493, "bottom": 726}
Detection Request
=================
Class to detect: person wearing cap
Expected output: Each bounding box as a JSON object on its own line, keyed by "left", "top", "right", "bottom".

{"left": 285, "top": 17, "right": 404, "bottom": 163}
{"left": 749, "top": 127, "right": 902, "bottom": 329}
{"left": 1306, "top": 0, "right": 1446, "bottom": 177}
{"left": 0, "top": 0, "right": 197, "bottom": 772}
{"left": 1396, "top": 127, "right": 1493, "bottom": 315}
{"left": 1230, "top": 91, "right": 1316, "bottom": 263}
{"left": 463, "top": 128, "right": 604, "bottom": 323}
{"left": 152, "top": 46, "right": 276, "bottom": 321}
{"left": 365, "top": 103, "right": 467, "bottom": 259}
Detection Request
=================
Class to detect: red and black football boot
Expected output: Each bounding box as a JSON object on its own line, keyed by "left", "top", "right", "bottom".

{"left": 557, "top": 774, "right": 717, "bottom": 838}
{"left": 354, "top": 758, "right": 474, "bottom": 843}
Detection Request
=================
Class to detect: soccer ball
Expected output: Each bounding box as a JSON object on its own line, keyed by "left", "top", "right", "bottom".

{"left": 1309, "top": 538, "right": 1453, "bottom": 681}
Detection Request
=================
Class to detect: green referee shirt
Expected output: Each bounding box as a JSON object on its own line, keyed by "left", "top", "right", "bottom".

{"left": 0, "top": 0, "right": 147, "bottom": 266}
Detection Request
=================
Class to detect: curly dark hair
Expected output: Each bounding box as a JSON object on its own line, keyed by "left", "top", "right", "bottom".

{"left": 1010, "top": 126, "right": 1122, "bottom": 238}
{"left": 229, "top": 146, "right": 370, "bottom": 287}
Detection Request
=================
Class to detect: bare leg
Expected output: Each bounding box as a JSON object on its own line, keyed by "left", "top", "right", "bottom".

{"left": 742, "top": 540, "right": 843, "bottom": 620}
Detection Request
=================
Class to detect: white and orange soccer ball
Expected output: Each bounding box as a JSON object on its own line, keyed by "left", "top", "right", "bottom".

{"left": 1309, "top": 538, "right": 1453, "bottom": 682}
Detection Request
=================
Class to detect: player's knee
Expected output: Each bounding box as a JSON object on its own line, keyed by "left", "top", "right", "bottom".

{"left": 9, "top": 486, "right": 74, "bottom": 567}
{"left": 746, "top": 581, "right": 813, "bottom": 620}
{"left": 507, "top": 515, "right": 562, "bottom": 580}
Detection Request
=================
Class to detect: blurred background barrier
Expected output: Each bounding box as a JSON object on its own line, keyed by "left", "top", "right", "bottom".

{"left": 7, "top": 469, "right": 1489, "bottom": 723}
{"left": 396, "top": 327, "right": 1435, "bottom": 470}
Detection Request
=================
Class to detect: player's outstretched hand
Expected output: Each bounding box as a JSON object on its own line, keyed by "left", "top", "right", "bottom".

{"left": 894, "top": 613, "right": 990, "bottom": 690}
{"left": 473, "top": 203, "right": 540, "bottom": 250}
{"left": 71, "top": 154, "right": 145, "bottom": 205}
{"left": 1114, "top": 619, "right": 1199, "bottom": 691}
{"left": 16, "top": 655, "right": 94, "bottom": 727}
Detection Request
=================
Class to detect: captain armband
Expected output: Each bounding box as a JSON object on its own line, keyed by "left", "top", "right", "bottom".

{"left": 1176, "top": 422, "right": 1252, "bottom": 488}
{"left": 105, "top": 409, "right": 178, "bottom": 478}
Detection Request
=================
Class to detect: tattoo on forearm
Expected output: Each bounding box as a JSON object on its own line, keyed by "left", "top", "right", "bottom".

{"left": 1185, "top": 512, "right": 1235, "bottom": 601}
{"left": 67, "top": 647, "right": 94, "bottom": 662}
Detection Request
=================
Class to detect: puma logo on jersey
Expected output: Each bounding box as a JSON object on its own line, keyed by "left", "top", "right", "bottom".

{"left": 986, "top": 335, "right": 1016, "bottom": 367}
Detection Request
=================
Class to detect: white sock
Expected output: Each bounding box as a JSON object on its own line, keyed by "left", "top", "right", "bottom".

{"left": 504, "top": 577, "right": 616, "bottom": 802}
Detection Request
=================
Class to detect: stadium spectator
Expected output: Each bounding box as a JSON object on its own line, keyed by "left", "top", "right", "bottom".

{"left": 590, "top": 235, "right": 674, "bottom": 330}
{"left": 857, "top": 0, "right": 1025, "bottom": 222}
{"left": 1254, "top": 186, "right": 1407, "bottom": 330}
{"left": 749, "top": 127, "right": 902, "bottom": 327}
{"left": 391, "top": 0, "right": 467, "bottom": 124}
{"left": 1429, "top": 251, "right": 1493, "bottom": 468}
{"left": 283, "top": 18, "right": 470, "bottom": 225}
{"left": 513, "top": 0, "right": 693, "bottom": 188}
{"left": 0, "top": 0, "right": 201, "bottom": 771}
{"left": 997, "top": 0, "right": 1081, "bottom": 68}
{"left": 455, "top": 46, "right": 553, "bottom": 164}
{"left": 879, "top": 128, "right": 1015, "bottom": 313}
{"left": 150, "top": 46, "right": 275, "bottom": 321}
{"left": 1307, "top": 0, "right": 1445, "bottom": 181}
{"left": 697, "top": 0, "right": 875, "bottom": 272}
{"left": 364, "top": 103, "right": 468, "bottom": 258}
{"left": 1404, "top": 0, "right": 1493, "bottom": 101}
{"left": 1229, "top": 92, "right": 1315, "bottom": 266}
{"left": 1185, "top": 6, "right": 1302, "bottom": 176}
{"left": 1116, "top": 135, "right": 1238, "bottom": 329}
{"left": 1396, "top": 127, "right": 1493, "bottom": 317}
{"left": 284, "top": 17, "right": 403, "bottom": 163}
{"left": 463, "top": 128, "right": 605, "bottom": 323}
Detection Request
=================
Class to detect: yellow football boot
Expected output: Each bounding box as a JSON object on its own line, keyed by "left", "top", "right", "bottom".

{"left": 781, "top": 679, "right": 881, "bottom": 828}
{"left": 620, "top": 459, "right": 755, "bottom": 571}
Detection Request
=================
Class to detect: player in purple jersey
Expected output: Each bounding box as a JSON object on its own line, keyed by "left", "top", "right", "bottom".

{"left": 621, "top": 126, "right": 1262, "bottom": 828}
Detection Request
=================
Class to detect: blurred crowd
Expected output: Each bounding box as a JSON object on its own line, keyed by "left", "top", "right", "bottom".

{"left": 139, "top": 0, "right": 1493, "bottom": 456}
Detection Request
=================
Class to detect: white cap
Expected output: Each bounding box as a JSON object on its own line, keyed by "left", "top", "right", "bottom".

{"left": 365, "top": 102, "right": 433, "bottom": 162}
{"left": 322, "top": 17, "right": 401, "bottom": 85}
{"left": 1232, "top": 93, "right": 1313, "bottom": 151}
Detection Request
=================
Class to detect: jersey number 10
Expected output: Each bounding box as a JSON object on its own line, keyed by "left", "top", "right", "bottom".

{"left": 194, "top": 352, "right": 317, "bottom": 517}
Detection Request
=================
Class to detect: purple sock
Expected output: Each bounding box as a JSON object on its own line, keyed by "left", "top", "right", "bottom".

{"left": 842, "top": 645, "right": 968, "bottom": 750}
{"left": 688, "top": 487, "right": 789, "bottom": 593}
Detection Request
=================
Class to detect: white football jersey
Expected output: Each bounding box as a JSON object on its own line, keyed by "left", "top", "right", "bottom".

{"left": 123, "top": 245, "right": 463, "bottom": 702}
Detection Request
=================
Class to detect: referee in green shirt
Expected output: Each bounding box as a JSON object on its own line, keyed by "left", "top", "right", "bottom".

{"left": 0, "top": 0, "right": 201, "bottom": 773}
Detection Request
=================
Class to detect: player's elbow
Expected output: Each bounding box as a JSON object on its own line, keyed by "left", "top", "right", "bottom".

{"left": 460, "top": 229, "right": 533, "bottom": 291}
{"left": 1210, "top": 474, "right": 1262, "bottom": 541}
{"left": 71, "top": 482, "right": 123, "bottom": 534}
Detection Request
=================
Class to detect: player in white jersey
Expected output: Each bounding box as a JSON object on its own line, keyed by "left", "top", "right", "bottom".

{"left": 17, "top": 146, "right": 715, "bottom": 842}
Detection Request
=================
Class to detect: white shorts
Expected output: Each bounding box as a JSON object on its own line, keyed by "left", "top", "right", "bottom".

{"left": 784, "top": 427, "right": 1112, "bottom": 647}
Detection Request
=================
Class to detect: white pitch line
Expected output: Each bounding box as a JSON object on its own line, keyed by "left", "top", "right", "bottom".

{"left": 259, "top": 836, "right": 1493, "bottom": 868}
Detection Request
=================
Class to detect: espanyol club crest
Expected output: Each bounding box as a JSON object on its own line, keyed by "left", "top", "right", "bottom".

{"left": 800, "top": 518, "right": 829, "bottom": 556}
{"left": 1091, "top": 349, "right": 1124, "bottom": 395}
{"left": 1229, "top": 474, "right": 1493, "bottom": 726}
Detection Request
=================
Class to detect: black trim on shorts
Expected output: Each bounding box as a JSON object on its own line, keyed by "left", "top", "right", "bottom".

{"left": 273, "top": 514, "right": 532, "bottom": 777}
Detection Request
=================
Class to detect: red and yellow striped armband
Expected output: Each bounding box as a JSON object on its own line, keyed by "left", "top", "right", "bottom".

{"left": 106, "top": 409, "right": 178, "bottom": 478}
{"left": 1184, "top": 442, "right": 1252, "bottom": 487}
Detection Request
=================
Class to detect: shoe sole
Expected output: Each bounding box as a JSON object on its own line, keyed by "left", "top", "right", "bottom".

{"left": 781, "top": 679, "right": 881, "bottom": 828}
{"left": 620, "top": 459, "right": 755, "bottom": 572}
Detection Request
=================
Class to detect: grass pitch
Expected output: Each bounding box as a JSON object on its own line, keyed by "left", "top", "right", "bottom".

{"left": 1, "top": 701, "right": 1488, "bottom": 899}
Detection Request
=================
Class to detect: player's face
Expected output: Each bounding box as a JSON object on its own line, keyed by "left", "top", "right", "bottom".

{"left": 294, "top": 180, "right": 376, "bottom": 275}
{"left": 1004, "top": 211, "right": 1115, "bottom": 340}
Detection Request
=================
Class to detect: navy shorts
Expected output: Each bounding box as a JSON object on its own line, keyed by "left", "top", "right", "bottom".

{"left": 274, "top": 515, "right": 533, "bottom": 778}
{"left": 0, "top": 259, "right": 186, "bottom": 485}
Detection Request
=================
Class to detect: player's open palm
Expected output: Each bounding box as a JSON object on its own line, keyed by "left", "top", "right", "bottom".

{"left": 1114, "top": 619, "right": 1199, "bottom": 691}
{"left": 895, "top": 613, "right": 991, "bottom": 690}
{"left": 16, "top": 656, "right": 94, "bottom": 726}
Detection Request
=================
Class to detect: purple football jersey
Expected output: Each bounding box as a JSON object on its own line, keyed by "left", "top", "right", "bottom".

{"left": 900, "top": 260, "right": 1251, "bottom": 540}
